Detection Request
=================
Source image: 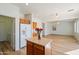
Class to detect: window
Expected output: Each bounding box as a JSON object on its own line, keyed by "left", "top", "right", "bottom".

{"left": 74, "top": 21, "right": 77, "bottom": 33}
{"left": 74, "top": 20, "right": 79, "bottom": 33}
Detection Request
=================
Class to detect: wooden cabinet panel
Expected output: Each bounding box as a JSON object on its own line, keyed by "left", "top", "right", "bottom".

{"left": 32, "top": 22, "right": 37, "bottom": 29}
{"left": 32, "top": 22, "right": 37, "bottom": 37}
{"left": 27, "top": 50, "right": 33, "bottom": 55}
{"left": 20, "top": 18, "right": 30, "bottom": 24}
{"left": 34, "top": 51, "right": 44, "bottom": 55}
{"left": 27, "top": 41, "right": 33, "bottom": 46}
{"left": 34, "top": 44, "right": 45, "bottom": 55}
{"left": 34, "top": 48, "right": 44, "bottom": 55}
{"left": 34, "top": 44, "right": 44, "bottom": 51}
{"left": 27, "top": 41, "right": 33, "bottom": 55}
{"left": 27, "top": 40, "right": 45, "bottom": 55}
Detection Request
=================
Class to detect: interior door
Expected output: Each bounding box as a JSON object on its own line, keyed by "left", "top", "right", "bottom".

{"left": 0, "top": 23, "right": 5, "bottom": 41}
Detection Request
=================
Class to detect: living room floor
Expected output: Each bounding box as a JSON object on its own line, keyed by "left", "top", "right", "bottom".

{"left": 45, "top": 34, "right": 79, "bottom": 55}
{"left": 0, "top": 34, "right": 79, "bottom": 55}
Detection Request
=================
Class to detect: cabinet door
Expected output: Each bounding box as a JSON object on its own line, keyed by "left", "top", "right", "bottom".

{"left": 34, "top": 44, "right": 45, "bottom": 55}
{"left": 20, "top": 18, "right": 30, "bottom": 24}
{"left": 27, "top": 41, "right": 33, "bottom": 55}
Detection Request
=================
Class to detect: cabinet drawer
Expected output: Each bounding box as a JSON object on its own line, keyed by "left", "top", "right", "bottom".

{"left": 27, "top": 41, "right": 33, "bottom": 55}
{"left": 34, "top": 47, "right": 44, "bottom": 55}
{"left": 34, "top": 44, "right": 44, "bottom": 51}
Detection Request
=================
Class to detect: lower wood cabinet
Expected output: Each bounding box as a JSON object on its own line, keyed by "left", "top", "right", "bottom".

{"left": 27, "top": 40, "right": 45, "bottom": 55}
{"left": 27, "top": 41, "right": 33, "bottom": 55}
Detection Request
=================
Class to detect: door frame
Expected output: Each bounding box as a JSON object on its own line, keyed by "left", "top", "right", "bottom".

{"left": 0, "top": 15, "right": 15, "bottom": 50}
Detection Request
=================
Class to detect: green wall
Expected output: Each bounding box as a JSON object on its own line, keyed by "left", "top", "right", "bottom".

{"left": 0, "top": 15, "right": 13, "bottom": 42}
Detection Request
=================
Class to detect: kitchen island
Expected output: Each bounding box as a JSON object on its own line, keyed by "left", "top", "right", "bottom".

{"left": 26, "top": 37, "right": 53, "bottom": 55}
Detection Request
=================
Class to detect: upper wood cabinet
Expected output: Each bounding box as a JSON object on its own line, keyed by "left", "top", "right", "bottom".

{"left": 32, "top": 22, "right": 37, "bottom": 37}
{"left": 20, "top": 18, "right": 30, "bottom": 24}
{"left": 32, "top": 22, "right": 37, "bottom": 29}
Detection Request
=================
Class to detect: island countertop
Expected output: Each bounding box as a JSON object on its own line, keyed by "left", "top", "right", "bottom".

{"left": 26, "top": 37, "right": 53, "bottom": 46}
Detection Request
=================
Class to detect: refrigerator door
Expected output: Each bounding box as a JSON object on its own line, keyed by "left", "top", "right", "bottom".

{"left": 20, "top": 24, "right": 32, "bottom": 48}
{"left": 20, "top": 24, "right": 27, "bottom": 48}
{"left": 25, "top": 24, "right": 32, "bottom": 47}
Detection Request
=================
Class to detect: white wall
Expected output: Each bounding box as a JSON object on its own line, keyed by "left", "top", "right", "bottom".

{"left": 0, "top": 3, "right": 23, "bottom": 51}
{"left": 0, "top": 4, "right": 20, "bottom": 18}
{"left": 45, "top": 21, "right": 74, "bottom": 36}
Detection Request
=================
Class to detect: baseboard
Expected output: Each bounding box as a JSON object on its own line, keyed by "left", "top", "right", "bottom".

{"left": 45, "top": 34, "right": 74, "bottom": 37}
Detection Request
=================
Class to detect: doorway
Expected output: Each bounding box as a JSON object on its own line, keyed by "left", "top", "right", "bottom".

{"left": 0, "top": 15, "right": 15, "bottom": 54}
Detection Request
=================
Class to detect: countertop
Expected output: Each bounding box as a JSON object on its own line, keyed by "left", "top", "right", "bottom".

{"left": 26, "top": 37, "right": 53, "bottom": 46}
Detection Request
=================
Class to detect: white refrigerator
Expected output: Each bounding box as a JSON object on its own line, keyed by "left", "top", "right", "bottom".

{"left": 20, "top": 24, "right": 32, "bottom": 48}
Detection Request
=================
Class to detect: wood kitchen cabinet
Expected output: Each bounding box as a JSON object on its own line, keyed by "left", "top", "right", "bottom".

{"left": 26, "top": 38, "right": 52, "bottom": 55}
{"left": 27, "top": 40, "right": 45, "bottom": 55}
{"left": 27, "top": 41, "right": 33, "bottom": 55}
{"left": 20, "top": 18, "right": 30, "bottom": 24}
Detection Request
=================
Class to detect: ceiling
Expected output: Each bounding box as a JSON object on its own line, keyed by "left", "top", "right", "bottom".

{"left": 13, "top": 3, "right": 79, "bottom": 21}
